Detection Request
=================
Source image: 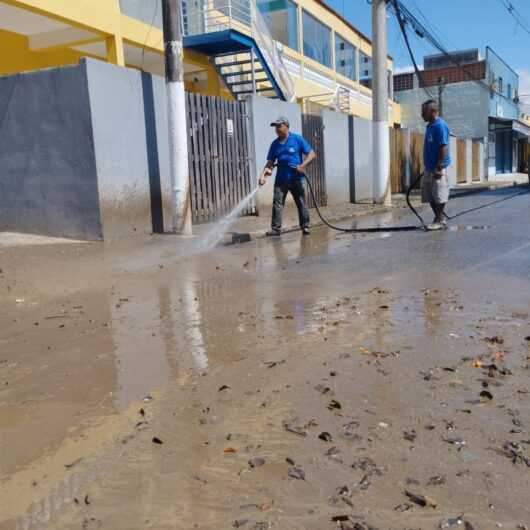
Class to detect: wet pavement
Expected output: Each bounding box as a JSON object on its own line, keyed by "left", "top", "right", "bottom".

{"left": 1, "top": 187, "right": 530, "bottom": 530}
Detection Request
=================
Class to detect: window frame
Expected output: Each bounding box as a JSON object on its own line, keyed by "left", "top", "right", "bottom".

{"left": 334, "top": 32, "right": 357, "bottom": 81}
{"left": 302, "top": 8, "right": 332, "bottom": 69}
{"left": 257, "top": 0, "right": 300, "bottom": 52}
{"left": 358, "top": 50, "right": 373, "bottom": 89}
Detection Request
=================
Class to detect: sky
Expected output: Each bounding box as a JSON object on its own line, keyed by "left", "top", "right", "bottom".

{"left": 324, "top": 0, "right": 530, "bottom": 104}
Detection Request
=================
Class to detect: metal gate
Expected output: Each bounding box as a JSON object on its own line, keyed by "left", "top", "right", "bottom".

{"left": 301, "top": 114, "right": 327, "bottom": 208}
{"left": 186, "top": 92, "right": 255, "bottom": 223}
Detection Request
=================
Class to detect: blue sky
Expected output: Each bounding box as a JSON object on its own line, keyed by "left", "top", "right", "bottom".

{"left": 324, "top": 0, "right": 530, "bottom": 97}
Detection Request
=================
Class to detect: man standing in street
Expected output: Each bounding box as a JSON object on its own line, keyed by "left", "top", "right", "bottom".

{"left": 259, "top": 117, "right": 316, "bottom": 236}
{"left": 421, "top": 100, "right": 451, "bottom": 230}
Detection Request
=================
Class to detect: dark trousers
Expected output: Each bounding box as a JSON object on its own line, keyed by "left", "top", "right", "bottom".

{"left": 271, "top": 179, "right": 310, "bottom": 231}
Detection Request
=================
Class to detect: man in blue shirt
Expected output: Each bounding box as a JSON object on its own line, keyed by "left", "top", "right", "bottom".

{"left": 421, "top": 100, "right": 452, "bottom": 230}
{"left": 259, "top": 116, "right": 316, "bottom": 236}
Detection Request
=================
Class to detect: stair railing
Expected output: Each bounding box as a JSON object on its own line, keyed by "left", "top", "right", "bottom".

{"left": 249, "top": 1, "right": 296, "bottom": 102}
{"left": 183, "top": 0, "right": 296, "bottom": 102}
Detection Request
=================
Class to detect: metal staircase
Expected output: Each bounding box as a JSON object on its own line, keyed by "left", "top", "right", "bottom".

{"left": 182, "top": 0, "right": 295, "bottom": 102}
{"left": 213, "top": 49, "right": 278, "bottom": 100}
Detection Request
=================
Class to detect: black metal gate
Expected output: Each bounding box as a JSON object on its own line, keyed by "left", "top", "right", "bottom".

{"left": 301, "top": 114, "right": 327, "bottom": 208}
{"left": 186, "top": 92, "right": 255, "bottom": 223}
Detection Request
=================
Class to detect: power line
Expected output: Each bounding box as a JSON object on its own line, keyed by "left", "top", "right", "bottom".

{"left": 141, "top": 0, "right": 160, "bottom": 71}
{"left": 497, "top": 0, "right": 530, "bottom": 36}
{"left": 389, "top": 0, "right": 498, "bottom": 97}
{"left": 390, "top": 0, "right": 433, "bottom": 98}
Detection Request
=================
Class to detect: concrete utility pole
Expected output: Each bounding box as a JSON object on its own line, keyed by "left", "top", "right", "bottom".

{"left": 437, "top": 76, "right": 446, "bottom": 117}
{"left": 371, "top": 0, "right": 391, "bottom": 205}
{"left": 162, "top": 0, "right": 192, "bottom": 234}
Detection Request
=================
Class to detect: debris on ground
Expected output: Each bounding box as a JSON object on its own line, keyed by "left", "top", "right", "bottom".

{"left": 152, "top": 437, "right": 164, "bottom": 445}
{"left": 248, "top": 457, "right": 265, "bottom": 469}
{"left": 287, "top": 466, "right": 306, "bottom": 480}
{"left": 328, "top": 400, "right": 342, "bottom": 411}
{"left": 318, "top": 431, "right": 333, "bottom": 442}
{"left": 404, "top": 490, "right": 437, "bottom": 508}
{"left": 501, "top": 442, "right": 530, "bottom": 466}
{"left": 426, "top": 474, "right": 446, "bottom": 486}
{"left": 283, "top": 422, "right": 307, "bottom": 437}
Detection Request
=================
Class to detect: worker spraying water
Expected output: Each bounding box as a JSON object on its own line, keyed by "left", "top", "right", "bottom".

{"left": 258, "top": 116, "right": 316, "bottom": 236}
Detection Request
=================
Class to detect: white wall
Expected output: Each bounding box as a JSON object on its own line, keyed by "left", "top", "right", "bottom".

{"left": 322, "top": 109, "right": 350, "bottom": 205}
{"left": 248, "top": 95, "right": 303, "bottom": 209}
{"left": 352, "top": 117, "right": 374, "bottom": 202}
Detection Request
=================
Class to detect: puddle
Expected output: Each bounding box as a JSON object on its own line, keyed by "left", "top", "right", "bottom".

{"left": 447, "top": 224, "right": 491, "bottom": 232}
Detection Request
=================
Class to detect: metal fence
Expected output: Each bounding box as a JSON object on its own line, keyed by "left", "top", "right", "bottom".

{"left": 186, "top": 92, "right": 255, "bottom": 223}
{"left": 302, "top": 114, "right": 327, "bottom": 208}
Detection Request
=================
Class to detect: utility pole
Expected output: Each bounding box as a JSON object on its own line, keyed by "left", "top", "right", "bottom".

{"left": 372, "top": 0, "right": 391, "bottom": 206}
{"left": 162, "top": 0, "right": 192, "bottom": 235}
{"left": 437, "top": 76, "right": 445, "bottom": 117}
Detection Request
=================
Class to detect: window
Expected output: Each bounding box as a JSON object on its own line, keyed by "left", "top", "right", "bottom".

{"left": 498, "top": 76, "right": 503, "bottom": 94}
{"left": 302, "top": 10, "right": 331, "bottom": 68}
{"left": 120, "top": 0, "right": 162, "bottom": 28}
{"left": 257, "top": 0, "right": 299, "bottom": 51}
{"left": 507, "top": 83, "right": 512, "bottom": 99}
{"left": 359, "top": 51, "right": 372, "bottom": 89}
{"left": 335, "top": 34, "right": 356, "bottom": 80}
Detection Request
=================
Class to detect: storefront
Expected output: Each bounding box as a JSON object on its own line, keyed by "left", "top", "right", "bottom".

{"left": 488, "top": 117, "right": 530, "bottom": 175}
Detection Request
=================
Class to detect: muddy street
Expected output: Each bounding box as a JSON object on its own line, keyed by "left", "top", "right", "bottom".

{"left": 1, "top": 188, "right": 530, "bottom": 530}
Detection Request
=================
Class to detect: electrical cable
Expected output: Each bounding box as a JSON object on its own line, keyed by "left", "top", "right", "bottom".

{"left": 498, "top": 0, "right": 530, "bottom": 37}
{"left": 444, "top": 186, "right": 530, "bottom": 221}
{"left": 390, "top": 0, "right": 500, "bottom": 97}
{"left": 390, "top": 0, "right": 433, "bottom": 99}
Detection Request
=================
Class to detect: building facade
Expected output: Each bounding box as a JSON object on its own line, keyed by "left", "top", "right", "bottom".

{"left": 0, "top": 0, "right": 399, "bottom": 122}
{"left": 393, "top": 47, "right": 530, "bottom": 177}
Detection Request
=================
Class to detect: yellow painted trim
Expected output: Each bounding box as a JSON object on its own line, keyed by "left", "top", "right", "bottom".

{"left": 106, "top": 34, "right": 124, "bottom": 66}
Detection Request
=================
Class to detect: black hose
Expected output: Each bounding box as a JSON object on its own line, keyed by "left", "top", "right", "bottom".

{"left": 304, "top": 172, "right": 426, "bottom": 233}
{"left": 444, "top": 186, "right": 530, "bottom": 221}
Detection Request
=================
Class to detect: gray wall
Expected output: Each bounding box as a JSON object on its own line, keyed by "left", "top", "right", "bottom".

{"left": 322, "top": 109, "right": 350, "bottom": 205}
{"left": 0, "top": 59, "right": 174, "bottom": 240}
{"left": 395, "top": 81, "right": 490, "bottom": 139}
{"left": 248, "top": 95, "right": 302, "bottom": 208}
{"left": 0, "top": 62, "right": 102, "bottom": 239}
{"left": 352, "top": 117, "right": 374, "bottom": 202}
{"left": 86, "top": 59, "right": 172, "bottom": 238}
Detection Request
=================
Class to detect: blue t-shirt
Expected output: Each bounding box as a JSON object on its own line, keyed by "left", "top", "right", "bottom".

{"left": 423, "top": 118, "right": 451, "bottom": 171}
{"left": 267, "top": 133, "right": 313, "bottom": 184}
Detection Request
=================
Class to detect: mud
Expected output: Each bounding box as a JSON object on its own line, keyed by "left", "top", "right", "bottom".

{"left": 1, "top": 190, "right": 530, "bottom": 530}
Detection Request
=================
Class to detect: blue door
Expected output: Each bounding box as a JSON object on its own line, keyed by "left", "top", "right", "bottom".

{"left": 495, "top": 131, "right": 505, "bottom": 173}
{"left": 495, "top": 130, "right": 513, "bottom": 174}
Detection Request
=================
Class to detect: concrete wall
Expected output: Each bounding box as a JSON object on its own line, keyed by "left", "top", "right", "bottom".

{"left": 0, "top": 59, "right": 174, "bottom": 240}
{"left": 352, "top": 117, "right": 373, "bottom": 202}
{"left": 248, "top": 95, "right": 303, "bottom": 209}
{"left": 0, "top": 62, "right": 102, "bottom": 239}
{"left": 86, "top": 59, "right": 172, "bottom": 238}
{"left": 395, "top": 81, "right": 490, "bottom": 139}
{"left": 447, "top": 136, "right": 458, "bottom": 187}
{"left": 322, "top": 109, "right": 349, "bottom": 205}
